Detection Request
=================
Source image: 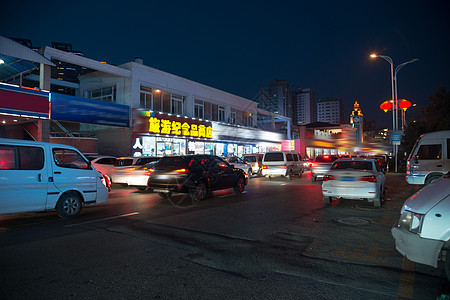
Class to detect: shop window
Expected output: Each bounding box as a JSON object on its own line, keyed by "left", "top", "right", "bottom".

{"left": 87, "top": 85, "right": 116, "bottom": 103}
{"left": 229, "top": 108, "right": 236, "bottom": 124}
{"left": 172, "top": 94, "right": 184, "bottom": 115}
{"left": 140, "top": 85, "right": 152, "bottom": 109}
{"left": 194, "top": 99, "right": 204, "bottom": 119}
{"left": 218, "top": 106, "right": 225, "bottom": 122}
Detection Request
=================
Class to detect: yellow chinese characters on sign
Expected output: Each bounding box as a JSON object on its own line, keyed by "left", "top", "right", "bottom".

{"left": 146, "top": 114, "right": 213, "bottom": 139}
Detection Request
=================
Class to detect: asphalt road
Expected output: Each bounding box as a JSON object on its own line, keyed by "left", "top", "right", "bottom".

{"left": 0, "top": 172, "right": 448, "bottom": 299}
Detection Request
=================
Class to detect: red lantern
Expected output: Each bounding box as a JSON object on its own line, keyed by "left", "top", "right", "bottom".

{"left": 380, "top": 101, "right": 392, "bottom": 113}
{"left": 399, "top": 99, "right": 411, "bottom": 111}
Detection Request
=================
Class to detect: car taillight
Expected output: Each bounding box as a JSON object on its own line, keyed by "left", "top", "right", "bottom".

{"left": 323, "top": 175, "right": 335, "bottom": 181}
{"left": 101, "top": 174, "right": 111, "bottom": 192}
{"left": 309, "top": 163, "right": 314, "bottom": 168}
{"left": 261, "top": 165, "right": 268, "bottom": 169}
{"left": 174, "top": 168, "right": 188, "bottom": 174}
{"left": 144, "top": 168, "right": 154, "bottom": 176}
{"left": 359, "top": 175, "right": 376, "bottom": 182}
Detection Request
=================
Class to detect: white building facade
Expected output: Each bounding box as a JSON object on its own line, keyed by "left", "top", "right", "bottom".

{"left": 317, "top": 97, "right": 344, "bottom": 125}
{"left": 78, "top": 57, "right": 288, "bottom": 157}
{"left": 293, "top": 88, "right": 316, "bottom": 125}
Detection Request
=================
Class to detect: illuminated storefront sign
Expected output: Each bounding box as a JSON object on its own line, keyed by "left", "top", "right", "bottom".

{"left": 133, "top": 110, "right": 213, "bottom": 139}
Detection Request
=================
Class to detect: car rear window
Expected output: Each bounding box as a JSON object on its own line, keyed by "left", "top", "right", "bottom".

{"left": 136, "top": 157, "right": 159, "bottom": 165}
{"left": 264, "top": 153, "right": 284, "bottom": 161}
{"left": 156, "top": 157, "right": 189, "bottom": 168}
{"left": 315, "top": 155, "right": 338, "bottom": 163}
{"left": 115, "top": 159, "right": 134, "bottom": 166}
{"left": 332, "top": 161, "right": 373, "bottom": 170}
{"left": 243, "top": 156, "right": 256, "bottom": 163}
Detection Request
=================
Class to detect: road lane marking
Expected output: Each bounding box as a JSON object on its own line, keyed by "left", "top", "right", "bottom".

{"left": 65, "top": 212, "right": 139, "bottom": 227}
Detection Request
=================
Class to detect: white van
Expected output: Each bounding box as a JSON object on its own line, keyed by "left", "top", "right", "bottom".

{"left": 392, "top": 172, "right": 450, "bottom": 280}
{"left": 406, "top": 130, "right": 450, "bottom": 185}
{"left": 261, "top": 151, "right": 303, "bottom": 179}
{"left": 0, "top": 138, "right": 109, "bottom": 219}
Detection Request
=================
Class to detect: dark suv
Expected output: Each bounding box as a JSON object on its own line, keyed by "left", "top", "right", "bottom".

{"left": 147, "top": 155, "right": 248, "bottom": 201}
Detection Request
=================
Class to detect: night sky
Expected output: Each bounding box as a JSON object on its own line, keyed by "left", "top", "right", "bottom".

{"left": 1, "top": 0, "right": 449, "bottom": 128}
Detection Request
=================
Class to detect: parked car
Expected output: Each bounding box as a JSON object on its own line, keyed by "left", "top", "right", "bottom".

{"left": 85, "top": 155, "right": 117, "bottom": 177}
{"left": 111, "top": 156, "right": 159, "bottom": 184}
{"left": 110, "top": 161, "right": 158, "bottom": 190}
{"left": 321, "top": 158, "right": 386, "bottom": 207}
{"left": 261, "top": 151, "right": 303, "bottom": 179}
{"left": 406, "top": 130, "right": 450, "bottom": 185}
{"left": 223, "top": 156, "right": 253, "bottom": 177}
{"left": 391, "top": 171, "right": 450, "bottom": 280}
{"left": 242, "top": 153, "right": 264, "bottom": 176}
{"left": 310, "top": 154, "right": 339, "bottom": 182}
{"left": 147, "top": 155, "right": 248, "bottom": 202}
{"left": 0, "top": 138, "right": 109, "bottom": 219}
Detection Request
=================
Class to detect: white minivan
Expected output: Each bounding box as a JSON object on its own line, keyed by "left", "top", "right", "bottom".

{"left": 261, "top": 151, "right": 304, "bottom": 179}
{"left": 0, "top": 138, "right": 109, "bottom": 219}
{"left": 406, "top": 130, "right": 450, "bottom": 185}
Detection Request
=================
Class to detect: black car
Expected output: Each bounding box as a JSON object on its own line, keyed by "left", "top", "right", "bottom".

{"left": 147, "top": 155, "right": 248, "bottom": 201}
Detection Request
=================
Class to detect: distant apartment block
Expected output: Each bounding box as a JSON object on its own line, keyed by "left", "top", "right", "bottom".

{"left": 317, "top": 97, "right": 344, "bottom": 124}
{"left": 258, "top": 79, "right": 293, "bottom": 119}
{"left": 293, "top": 88, "right": 316, "bottom": 125}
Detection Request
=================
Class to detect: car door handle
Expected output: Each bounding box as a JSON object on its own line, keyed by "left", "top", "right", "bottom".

{"left": 38, "top": 174, "right": 42, "bottom": 182}
{"left": 54, "top": 171, "right": 62, "bottom": 174}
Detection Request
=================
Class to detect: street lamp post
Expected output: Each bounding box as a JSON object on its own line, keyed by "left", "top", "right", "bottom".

{"left": 370, "top": 54, "right": 418, "bottom": 172}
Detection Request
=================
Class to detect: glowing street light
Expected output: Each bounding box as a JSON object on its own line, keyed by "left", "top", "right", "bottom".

{"left": 370, "top": 53, "right": 419, "bottom": 172}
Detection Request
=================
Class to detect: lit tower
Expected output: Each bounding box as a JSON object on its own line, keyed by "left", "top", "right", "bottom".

{"left": 350, "top": 100, "right": 364, "bottom": 144}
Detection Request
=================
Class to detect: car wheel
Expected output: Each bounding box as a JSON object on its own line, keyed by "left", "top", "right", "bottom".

{"left": 248, "top": 168, "right": 252, "bottom": 179}
{"left": 425, "top": 175, "right": 441, "bottom": 185}
{"left": 137, "top": 187, "right": 146, "bottom": 191}
{"left": 323, "top": 196, "right": 331, "bottom": 205}
{"left": 234, "top": 176, "right": 245, "bottom": 194}
{"left": 190, "top": 181, "right": 207, "bottom": 202}
{"left": 56, "top": 192, "right": 82, "bottom": 219}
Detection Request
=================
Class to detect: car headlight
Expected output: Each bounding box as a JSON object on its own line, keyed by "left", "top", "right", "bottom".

{"left": 398, "top": 211, "right": 424, "bottom": 233}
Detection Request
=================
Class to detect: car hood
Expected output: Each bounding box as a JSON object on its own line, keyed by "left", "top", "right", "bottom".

{"left": 402, "top": 176, "right": 450, "bottom": 214}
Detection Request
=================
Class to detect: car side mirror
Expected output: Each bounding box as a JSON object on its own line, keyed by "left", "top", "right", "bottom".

{"left": 414, "top": 155, "right": 419, "bottom": 164}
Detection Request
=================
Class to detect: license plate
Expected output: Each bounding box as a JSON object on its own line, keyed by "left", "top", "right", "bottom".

{"left": 153, "top": 188, "right": 169, "bottom": 193}
{"left": 156, "top": 174, "right": 170, "bottom": 179}
{"left": 341, "top": 176, "right": 355, "bottom": 181}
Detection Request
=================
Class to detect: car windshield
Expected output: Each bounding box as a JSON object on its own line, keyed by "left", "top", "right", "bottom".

{"left": 315, "top": 155, "right": 338, "bottom": 163}
{"left": 331, "top": 161, "right": 373, "bottom": 170}
{"left": 264, "top": 153, "right": 284, "bottom": 161}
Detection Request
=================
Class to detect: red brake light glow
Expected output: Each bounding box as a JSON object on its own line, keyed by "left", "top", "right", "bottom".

{"left": 144, "top": 168, "right": 154, "bottom": 176}
{"left": 324, "top": 155, "right": 330, "bottom": 159}
{"left": 323, "top": 175, "right": 335, "bottom": 181}
{"left": 359, "top": 175, "right": 377, "bottom": 182}
{"left": 173, "top": 168, "right": 188, "bottom": 174}
{"left": 261, "top": 165, "right": 268, "bottom": 169}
